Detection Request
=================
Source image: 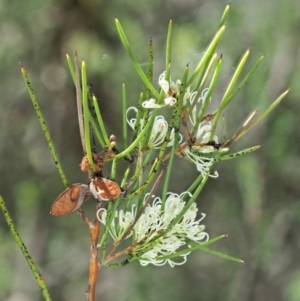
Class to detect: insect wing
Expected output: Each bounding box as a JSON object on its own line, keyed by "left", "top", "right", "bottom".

{"left": 50, "top": 184, "right": 89, "bottom": 216}
{"left": 89, "top": 177, "right": 121, "bottom": 201}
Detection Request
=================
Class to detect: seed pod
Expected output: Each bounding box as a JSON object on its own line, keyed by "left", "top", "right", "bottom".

{"left": 89, "top": 177, "right": 121, "bottom": 201}
{"left": 50, "top": 184, "right": 90, "bottom": 216}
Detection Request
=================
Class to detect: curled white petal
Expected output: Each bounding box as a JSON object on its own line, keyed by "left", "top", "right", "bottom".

{"left": 158, "top": 71, "right": 166, "bottom": 83}
{"left": 199, "top": 88, "right": 209, "bottom": 103}
{"left": 189, "top": 91, "right": 199, "bottom": 125}
{"left": 210, "top": 170, "right": 219, "bottom": 178}
{"left": 167, "top": 255, "right": 188, "bottom": 268}
{"left": 159, "top": 79, "right": 170, "bottom": 94}
{"left": 148, "top": 116, "right": 168, "bottom": 147}
{"left": 183, "top": 87, "right": 191, "bottom": 105}
{"left": 142, "top": 98, "right": 165, "bottom": 109}
{"left": 188, "top": 88, "right": 210, "bottom": 126}
{"left": 164, "top": 97, "right": 177, "bottom": 106}
{"left": 97, "top": 208, "right": 107, "bottom": 224}
{"left": 167, "top": 128, "right": 183, "bottom": 147}
{"left": 126, "top": 106, "right": 138, "bottom": 129}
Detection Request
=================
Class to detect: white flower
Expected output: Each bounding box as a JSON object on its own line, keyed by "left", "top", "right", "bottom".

{"left": 196, "top": 121, "right": 219, "bottom": 144}
{"left": 159, "top": 78, "right": 170, "bottom": 95}
{"left": 148, "top": 115, "right": 168, "bottom": 147}
{"left": 126, "top": 107, "right": 140, "bottom": 130}
{"left": 126, "top": 107, "right": 182, "bottom": 148}
{"left": 97, "top": 191, "right": 209, "bottom": 267}
{"left": 149, "top": 122, "right": 182, "bottom": 148}
{"left": 142, "top": 97, "right": 177, "bottom": 109}
{"left": 183, "top": 87, "right": 192, "bottom": 105}
{"left": 158, "top": 71, "right": 182, "bottom": 93}
{"left": 141, "top": 71, "right": 179, "bottom": 109}
{"left": 156, "top": 71, "right": 180, "bottom": 108}
{"left": 183, "top": 147, "right": 218, "bottom": 178}
{"left": 187, "top": 88, "right": 209, "bottom": 126}
{"left": 180, "top": 121, "right": 219, "bottom": 177}
{"left": 97, "top": 208, "right": 135, "bottom": 241}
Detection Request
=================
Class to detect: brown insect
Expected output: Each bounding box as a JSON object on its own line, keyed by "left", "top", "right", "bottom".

{"left": 89, "top": 177, "right": 121, "bottom": 201}
{"left": 50, "top": 184, "right": 90, "bottom": 216}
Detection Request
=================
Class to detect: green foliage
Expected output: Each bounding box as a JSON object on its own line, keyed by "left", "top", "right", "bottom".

{"left": 0, "top": 1, "right": 299, "bottom": 301}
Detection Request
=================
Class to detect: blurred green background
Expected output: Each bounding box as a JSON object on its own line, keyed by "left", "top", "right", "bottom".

{"left": 1, "top": 0, "right": 300, "bottom": 300}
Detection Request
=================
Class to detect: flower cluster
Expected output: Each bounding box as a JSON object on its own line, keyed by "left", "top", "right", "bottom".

{"left": 127, "top": 71, "right": 222, "bottom": 175}
{"left": 126, "top": 107, "right": 182, "bottom": 148}
{"left": 183, "top": 121, "right": 220, "bottom": 177}
{"left": 97, "top": 192, "right": 208, "bottom": 267}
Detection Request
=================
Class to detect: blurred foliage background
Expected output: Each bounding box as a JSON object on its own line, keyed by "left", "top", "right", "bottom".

{"left": 0, "top": 0, "right": 300, "bottom": 300}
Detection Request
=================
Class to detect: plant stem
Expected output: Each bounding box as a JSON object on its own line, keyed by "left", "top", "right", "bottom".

{"left": 20, "top": 66, "right": 69, "bottom": 188}
{"left": 86, "top": 204, "right": 102, "bottom": 301}
{"left": 75, "top": 52, "right": 86, "bottom": 154}
{"left": 0, "top": 196, "right": 52, "bottom": 301}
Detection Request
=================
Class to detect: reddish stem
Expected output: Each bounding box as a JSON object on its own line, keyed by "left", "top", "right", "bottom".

{"left": 87, "top": 219, "right": 101, "bottom": 301}
{"left": 79, "top": 205, "right": 101, "bottom": 301}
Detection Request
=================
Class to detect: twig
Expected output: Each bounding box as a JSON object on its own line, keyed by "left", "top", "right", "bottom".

{"left": 100, "top": 242, "right": 140, "bottom": 266}
{"left": 86, "top": 202, "right": 102, "bottom": 301}
{"left": 0, "top": 196, "right": 52, "bottom": 301}
{"left": 77, "top": 207, "right": 93, "bottom": 228}
{"left": 75, "top": 52, "right": 86, "bottom": 154}
{"left": 75, "top": 53, "right": 101, "bottom": 300}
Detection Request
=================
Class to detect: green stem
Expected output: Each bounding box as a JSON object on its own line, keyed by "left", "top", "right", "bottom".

{"left": 191, "top": 56, "right": 222, "bottom": 136}
{"left": 218, "top": 4, "right": 230, "bottom": 28}
{"left": 217, "top": 145, "right": 261, "bottom": 161}
{"left": 166, "top": 20, "right": 173, "bottom": 70}
{"left": 74, "top": 53, "right": 86, "bottom": 154}
{"left": 81, "top": 61, "right": 95, "bottom": 171}
{"left": 210, "top": 49, "right": 250, "bottom": 139}
{"left": 187, "top": 25, "right": 226, "bottom": 87}
{"left": 20, "top": 66, "right": 69, "bottom": 188}
{"left": 92, "top": 95, "right": 110, "bottom": 147}
{"left": 0, "top": 196, "right": 52, "bottom": 301}
{"left": 122, "top": 83, "right": 128, "bottom": 149}
{"left": 115, "top": 112, "right": 156, "bottom": 159}
{"left": 115, "top": 18, "right": 160, "bottom": 99}
{"left": 66, "top": 53, "right": 76, "bottom": 84}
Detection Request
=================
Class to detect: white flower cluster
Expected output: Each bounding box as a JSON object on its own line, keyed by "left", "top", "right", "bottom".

{"left": 142, "top": 71, "right": 180, "bottom": 109}
{"left": 97, "top": 192, "right": 208, "bottom": 267}
{"left": 183, "top": 121, "right": 219, "bottom": 178}
{"left": 126, "top": 107, "right": 182, "bottom": 148}
{"left": 127, "top": 71, "right": 220, "bottom": 175}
